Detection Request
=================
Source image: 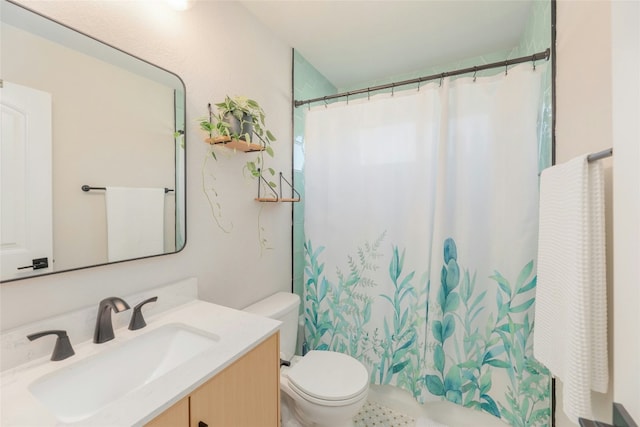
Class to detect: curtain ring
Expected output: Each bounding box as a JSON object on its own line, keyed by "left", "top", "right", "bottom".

{"left": 532, "top": 54, "right": 536, "bottom": 71}
{"left": 323, "top": 96, "right": 328, "bottom": 108}
{"left": 307, "top": 102, "right": 310, "bottom": 112}
{"left": 346, "top": 94, "right": 349, "bottom": 105}
{"left": 417, "top": 80, "right": 421, "bottom": 92}
{"left": 367, "top": 88, "right": 371, "bottom": 101}
{"left": 392, "top": 84, "right": 395, "bottom": 97}
{"left": 505, "top": 61, "right": 509, "bottom": 76}
{"left": 473, "top": 67, "right": 477, "bottom": 82}
{"left": 439, "top": 73, "right": 445, "bottom": 87}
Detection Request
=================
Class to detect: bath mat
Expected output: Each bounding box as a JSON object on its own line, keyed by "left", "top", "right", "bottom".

{"left": 415, "top": 416, "right": 449, "bottom": 427}
{"left": 354, "top": 401, "right": 415, "bottom": 427}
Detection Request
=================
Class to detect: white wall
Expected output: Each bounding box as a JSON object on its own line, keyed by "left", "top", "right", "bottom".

{"left": 611, "top": 0, "right": 640, "bottom": 422}
{"left": 0, "top": 1, "right": 293, "bottom": 330}
{"left": 556, "top": 0, "right": 639, "bottom": 424}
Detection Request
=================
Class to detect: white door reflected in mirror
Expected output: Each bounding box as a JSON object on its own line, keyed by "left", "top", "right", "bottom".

{"left": 1, "top": 81, "right": 53, "bottom": 281}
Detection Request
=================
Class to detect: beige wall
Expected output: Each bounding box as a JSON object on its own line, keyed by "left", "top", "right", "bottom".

{"left": 556, "top": 0, "right": 639, "bottom": 424}
{"left": 611, "top": 0, "right": 640, "bottom": 422}
{"left": 0, "top": 1, "right": 292, "bottom": 329}
{"left": 2, "top": 24, "right": 176, "bottom": 271}
{"left": 556, "top": 1, "right": 613, "bottom": 424}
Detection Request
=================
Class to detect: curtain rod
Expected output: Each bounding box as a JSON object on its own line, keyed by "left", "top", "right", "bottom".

{"left": 294, "top": 48, "right": 550, "bottom": 108}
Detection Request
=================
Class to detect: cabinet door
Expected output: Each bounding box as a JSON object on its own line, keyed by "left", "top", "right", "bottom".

{"left": 145, "top": 396, "right": 189, "bottom": 427}
{"left": 190, "top": 333, "right": 280, "bottom": 427}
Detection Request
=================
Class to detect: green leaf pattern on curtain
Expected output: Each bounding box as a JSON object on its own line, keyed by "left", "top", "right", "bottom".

{"left": 303, "top": 236, "right": 550, "bottom": 426}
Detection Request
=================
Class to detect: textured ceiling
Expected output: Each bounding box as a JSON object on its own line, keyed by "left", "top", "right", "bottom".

{"left": 241, "top": 1, "right": 534, "bottom": 89}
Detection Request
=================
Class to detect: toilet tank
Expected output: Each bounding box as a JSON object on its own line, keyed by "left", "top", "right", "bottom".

{"left": 244, "top": 292, "right": 300, "bottom": 361}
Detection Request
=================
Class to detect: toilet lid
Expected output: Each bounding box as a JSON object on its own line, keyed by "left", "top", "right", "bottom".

{"left": 286, "top": 351, "right": 369, "bottom": 401}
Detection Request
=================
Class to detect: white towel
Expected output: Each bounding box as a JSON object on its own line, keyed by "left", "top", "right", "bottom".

{"left": 105, "top": 187, "right": 165, "bottom": 262}
{"left": 533, "top": 154, "right": 608, "bottom": 423}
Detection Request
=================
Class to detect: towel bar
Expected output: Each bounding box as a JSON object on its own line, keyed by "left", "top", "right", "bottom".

{"left": 81, "top": 185, "right": 174, "bottom": 193}
{"left": 587, "top": 148, "right": 613, "bottom": 163}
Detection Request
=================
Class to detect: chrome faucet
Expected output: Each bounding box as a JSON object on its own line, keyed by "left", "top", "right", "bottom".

{"left": 94, "top": 297, "right": 130, "bottom": 343}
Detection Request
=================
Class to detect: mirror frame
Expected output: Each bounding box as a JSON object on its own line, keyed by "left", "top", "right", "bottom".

{"left": 1, "top": 0, "right": 187, "bottom": 283}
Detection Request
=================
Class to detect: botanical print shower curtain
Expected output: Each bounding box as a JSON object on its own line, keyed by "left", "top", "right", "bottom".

{"left": 303, "top": 63, "right": 551, "bottom": 426}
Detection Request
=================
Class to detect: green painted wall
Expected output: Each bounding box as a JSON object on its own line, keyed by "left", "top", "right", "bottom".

{"left": 292, "top": 51, "right": 337, "bottom": 307}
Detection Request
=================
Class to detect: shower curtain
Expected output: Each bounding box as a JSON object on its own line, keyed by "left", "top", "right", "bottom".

{"left": 303, "top": 63, "right": 550, "bottom": 425}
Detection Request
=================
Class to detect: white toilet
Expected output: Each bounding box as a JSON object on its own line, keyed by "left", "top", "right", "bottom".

{"left": 244, "top": 292, "right": 369, "bottom": 427}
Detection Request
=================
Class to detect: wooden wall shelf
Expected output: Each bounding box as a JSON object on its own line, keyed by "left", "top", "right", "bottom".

{"left": 255, "top": 170, "right": 301, "bottom": 203}
{"left": 205, "top": 136, "right": 264, "bottom": 152}
{"left": 254, "top": 197, "right": 300, "bottom": 203}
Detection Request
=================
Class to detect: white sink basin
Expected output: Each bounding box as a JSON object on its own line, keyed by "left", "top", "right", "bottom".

{"left": 28, "top": 323, "right": 219, "bottom": 423}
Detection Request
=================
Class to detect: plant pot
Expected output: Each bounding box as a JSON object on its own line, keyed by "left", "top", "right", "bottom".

{"left": 224, "top": 112, "right": 253, "bottom": 141}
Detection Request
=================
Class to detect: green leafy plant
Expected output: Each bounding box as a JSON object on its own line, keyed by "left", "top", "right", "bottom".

{"left": 424, "top": 238, "right": 550, "bottom": 425}
{"left": 208, "top": 96, "right": 275, "bottom": 143}
{"left": 376, "top": 246, "right": 427, "bottom": 400}
{"left": 304, "top": 234, "right": 428, "bottom": 399}
{"left": 425, "top": 238, "right": 473, "bottom": 407}
{"left": 302, "top": 235, "right": 550, "bottom": 425}
{"left": 490, "top": 263, "right": 551, "bottom": 426}
{"left": 325, "top": 232, "right": 386, "bottom": 366}
{"left": 199, "top": 96, "right": 276, "bottom": 181}
{"left": 303, "top": 233, "right": 385, "bottom": 362}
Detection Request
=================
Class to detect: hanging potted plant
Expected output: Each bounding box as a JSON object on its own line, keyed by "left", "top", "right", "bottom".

{"left": 199, "top": 95, "right": 278, "bottom": 249}
{"left": 201, "top": 96, "right": 276, "bottom": 161}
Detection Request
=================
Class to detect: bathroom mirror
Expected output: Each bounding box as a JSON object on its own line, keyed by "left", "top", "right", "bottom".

{"left": 0, "top": 0, "right": 186, "bottom": 283}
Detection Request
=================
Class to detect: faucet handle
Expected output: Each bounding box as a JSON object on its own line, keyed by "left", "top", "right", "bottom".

{"left": 128, "top": 296, "right": 158, "bottom": 331}
{"left": 27, "top": 330, "right": 75, "bottom": 361}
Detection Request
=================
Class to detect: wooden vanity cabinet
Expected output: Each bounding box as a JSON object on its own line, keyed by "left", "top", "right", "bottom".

{"left": 146, "top": 333, "right": 280, "bottom": 427}
{"left": 146, "top": 398, "right": 189, "bottom": 427}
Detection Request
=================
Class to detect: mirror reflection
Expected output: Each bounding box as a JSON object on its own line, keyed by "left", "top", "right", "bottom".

{"left": 0, "top": 0, "right": 186, "bottom": 282}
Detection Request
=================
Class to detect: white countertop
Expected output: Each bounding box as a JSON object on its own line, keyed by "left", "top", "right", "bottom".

{"left": 0, "top": 300, "right": 281, "bottom": 426}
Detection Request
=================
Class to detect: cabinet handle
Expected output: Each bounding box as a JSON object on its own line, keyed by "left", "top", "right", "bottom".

{"left": 198, "top": 422, "right": 208, "bottom": 427}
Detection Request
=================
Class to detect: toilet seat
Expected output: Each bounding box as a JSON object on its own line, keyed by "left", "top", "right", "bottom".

{"left": 285, "top": 351, "right": 369, "bottom": 406}
{"left": 287, "top": 380, "right": 368, "bottom": 407}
